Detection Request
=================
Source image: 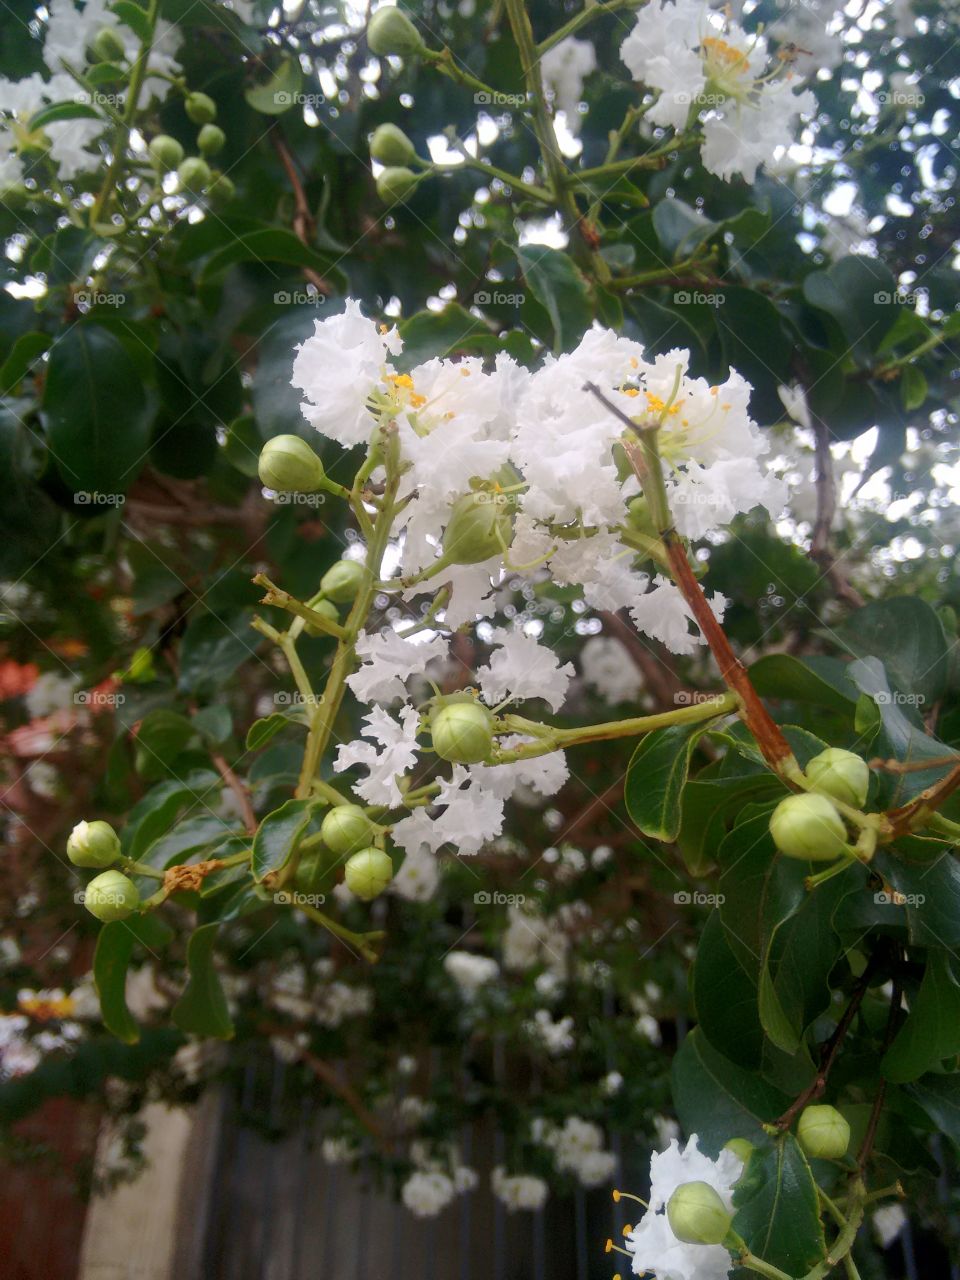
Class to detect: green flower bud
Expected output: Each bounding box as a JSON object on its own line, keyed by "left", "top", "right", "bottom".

{"left": 805, "top": 748, "right": 869, "bottom": 809}
{"left": 370, "top": 123, "right": 416, "bottom": 166}
{"left": 320, "top": 559, "right": 367, "bottom": 604}
{"left": 258, "top": 434, "right": 326, "bottom": 493}
{"left": 304, "top": 598, "right": 340, "bottom": 638}
{"left": 83, "top": 869, "right": 140, "bottom": 922}
{"left": 148, "top": 134, "right": 184, "bottom": 171}
{"left": 723, "top": 1137, "right": 754, "bottom": 1166}
{"left": 207, "top": 173, "right": 236, "bottom": 206}
{"left": 367, "top": 6, "right": 424, "bottom": 57}
{"left": 442, "top": 490, "right": 514, "bottom": 565}
{"left": 178, "top": 156, "right": 211, "bottom": 193}
{"left": 375, "top": 165, "right": 419, "bottom": 205}
{"left": 431, "top": 698, "right": 495, "bottom": 765}
{"left": 197, "top": 123, "right": 225, "bottom": 156}
{"left": 320, "top": 804, "right": 378, "bottom": 856}
{"left": 91, "top": 26, "right": 127, "bottom": 63}
{"left": 666, "top": 1182, "right": 733, "bottom": 1246}
{"left": 797, "top": 1104, "right": 850, "bottom": 1160}
{"left": 344, "top": 847, "right": 394, "bottom": 901}
{"left": 185, "top": 91, "right": 217, "bottom": 124}
{"left": 67, "top": 819, "right": 121, "bottom": 869}
{"left": 769, "top": 793, "right": 848, "bottom": 862}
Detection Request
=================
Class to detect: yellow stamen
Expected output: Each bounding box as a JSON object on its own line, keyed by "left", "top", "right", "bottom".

{"left": 702, "top": 35, "right": 750, "bottom": 73}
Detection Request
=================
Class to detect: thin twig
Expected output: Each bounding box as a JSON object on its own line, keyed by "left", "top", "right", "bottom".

{"left": 212, "top": 753, "right": 257, "bottom": 835}
{"left": 811, "top": 416, "right": 865, "bottom": 610}
{"left": 270, "top": 125, "right": 331, "bottom": 295}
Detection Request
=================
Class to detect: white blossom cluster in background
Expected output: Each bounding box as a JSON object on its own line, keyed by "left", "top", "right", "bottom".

{"left": 401, "top": 1141, "right": 478, "bottom": 1217}
{"left": 289, "top": 300, "right": 783, "bottom": 883}
{"left": 264, "top": 959, "right": 372, "bottom": 1029}
{"left": 532, "top": 1116, "right": 618, "bottom": 1189}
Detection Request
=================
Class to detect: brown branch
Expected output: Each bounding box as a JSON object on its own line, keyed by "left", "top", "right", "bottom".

{"left": 270, "top": 125, "right": 331, "bottom": 295}
{"left": 212, "top": 753, "right": 257, "bottom": 835}
{"left": 886, "top": 761, "right": 960, "bottom": 834}
{"left": 300, "top": 1049, "right": 390, "bottom": 1152}
{"left": 869, "top": 754, "right": 960, "bottom": 775}
{"left": 858, "top": 968, "right": 903, "bottom": 1169}
{"left": 810, "top": 416, "right": 865, "bottom": 609}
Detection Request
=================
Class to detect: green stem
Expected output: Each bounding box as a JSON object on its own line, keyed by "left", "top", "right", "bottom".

{"left": 738, "top": 1253, "right": 795, "bottom": 1280}
{"left": 119, "top": 858, "right": 166, "bottom": 880}
{"left": 430, "top": 158, "right": 553, "bottom": 204}
{"left": 537, "top": 0, "right": 642, "bottom": 55}
{"left": 421, "top": 46, "right": 501, "bottom": 99}
{"left": 296, "top": 903, "right": 385, "bottom": 963}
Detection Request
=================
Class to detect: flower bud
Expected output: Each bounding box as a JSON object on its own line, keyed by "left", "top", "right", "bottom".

{"left": 304, "top": 598, "right": 340, "bottom": 637}
{"left": 370, "top": 123, "right": 416, "bottom": 166}
{"left": 67, "top": 819, "right": 121, "bottom": 868}
{"left": 431, "top": 699, "right": 495, "bottom": 765}
{"left": 178, "top": 156, "right": 211, "bottom": 193}
{"left": 805, "top": 748, "right": 869, "bottom": 809}
{"left": 442, "top": 491, "right": 514, "bottom": 565}
{"left": 723, "top": 1137, "right": 754, "bottom": 1166}
{"left": 320, "top": 804, "right": 378, "bottom": 856}
{"left": 769, "top": 793, "right": 847, "bottom": 862}
{"left": 198, "top": 123, "right": 225, "bottom": 156}
{"left": 208, "top": 173, "right": 235, "bottom": 206}
{"left": 320, "top": 559, "right": 367, "bottom": 604}
{"left": 797, "top": 1104, "right": 850, "bottom": 1160}
{"left": 367, "top": 6, "right": 424, "bottom": 56}
{"left": 344, "top": 847, "right": 394, "bottom": 901}
{"left": 376, "top": 165, "right": 419, "bottom": 205}
{"left": 258, "top": 434, "right": 326, "bottom": 493}
{"left": 185, "top": 91, "right": 217, "bottom": 124}
{"left": 666, "top": 1182, "right": 733, "bottom": 1246}
{"left": 83, "top": 869, "right": 140, "bottom": 922}
{"left": 91, "top": 26, "right": 127, "bottom": 63}
{"left": 148, "top": 134, "right": 184, "bottom": 171}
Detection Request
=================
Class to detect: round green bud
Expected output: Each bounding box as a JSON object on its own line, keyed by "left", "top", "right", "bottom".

{"left": 83, "top": 869, "right": 140, "bottom": 922}
{"left": 320, "top": 559, "right": 367, "bottom": 604}
{"left": 344, "top": 847, "right": 394, "bottom": 901}
{"left": 91, "top": 26, "right": 127, "bottom": 63}
{"left": 375, "top": 165, "right": 419, "bottom": 205}
{"left": 197, "top": 123, "right": 225, "bottom": 156}
{"left": 666, "top": 1182, "right": 733, "bottom": 1246}
{"left": 805, "top": 748, "right": 870, "bottom": 809}
{"left": 148, "top": 134, "right": 184, "bottom": 171}
{"left": 442, "top": 490, "right": 514, "bottom": 565}
{"left": 177, "top": 156, "right": 211, "bottom": 193}
{"left": 370, "top": 123, "right": 416, "bottom": 166}
{"left": 185, "top": 91, "right": 217, "bottom": 124}
{"left": 769, "top": 793, "right": 848, "bottom": 862}
{"left": 258, "top": 434, "right": 326, "bottom": 493}
{"left": 723, "top": 1137, "right": 754, "bottom": 1166}
{"left": 431, "top": 699, "right": 495, "bottom": 765}
{"left": 797, "top": 1104, "right": 850, "bottom": 1160}
{"left": 207, "top": 173, "right": 236, "bottom": 206}
{"left": 304, "top": 598, "right": 340, "bottom": 638}
{"left": 67, "top": 819, "right": 121, "bottom": 869}
{"left": 366, "top": 6, "right": 424, "bottom": 57}
{"left": 320, "top": 804, "right": 378, "bottom": 856}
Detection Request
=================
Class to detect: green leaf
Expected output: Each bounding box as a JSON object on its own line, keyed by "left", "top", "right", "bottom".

{"left": 395, "top": 304, "right": 497, "bottom": 371}
{"left": 0, "top": 332, "right": 50, "bottom": 394}
{"left": 244, "top": 55, "right": 303, "bottom": 115}
{"left": 833, "top": 597, "right": 951, "bottom": 705}
{"left": 672, "top": 1028, "right": 791, "bottom": 1151}
{"left": 43, "top": 324, "right": 153, "bottom": 495}
{"left": 199, "top": 229, "right": 346, "bottom": 291}
{"left": 123, "top": 773, "right": 219, "bottom": 860}
{"left": 652, "top": 198, "right": 717, "bottom": 260}
{"left": 625, "top": 722, "right": 706, "bottom": 841}
{"left": 750, "top": 653, "right": 858, "bottom": 713}
{"left": 134, "top": 708, "right": 195, "bottom": 779}
{"left": 906, "top": 1073, "right": 960, "bottom": 1152}
{"left": 251, "top": 797, "right": 317, "bottom": 882}
{"left": 93, "top": 915, "right": 173, "bottom": 1044}
{"left": 29, "top": 101, "right": 101, "bottom": 130}
{"left": 245, "top": 712, "right": 292, "bottom": 751}
{"left": 517, "top": 246, "right": 592, "bottom": 352}
{"left": 678, "top": 772, "right": 783, "bottom": 876}
{"left": 718, "top": 811, "right": 807, "bottom": 976}
{"left": 802, "top": 255, "right": 899, "bottom": 363}
{"left": 900, "top": 364, "right": 928, "bottom": 411}
{"left": 873, "top": 849, "right": 960, "bottom": 947}
{"left": 171, "top": 924, "right": 234, "bottom": 1039}
{"left": 110, "top": 0, "right": 152, "bottom": 40}
{"left": 178, "top": 609, "right": 258, "bottom": 695}
{"left": 193, "top": 705, "right": 232, "bottom": 746}
{"left": 732, "top": 1137, "right": 826, "bottom": 1275}
{"left": 693, "top": 911, "right": 764, "bottom": 1068}
{"left": 883, "top": 952, "right": 960, "bottom": 1083}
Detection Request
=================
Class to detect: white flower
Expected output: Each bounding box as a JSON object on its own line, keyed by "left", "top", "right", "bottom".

{"left": 542, "top": 36, "right": 597, "bottom": 130}
{"left": 476, "top": 627, "right": 574, "bottom": 712}
{"left": 392, "top": 767, "right": 505, "bottom": 856}
{"left": 322, "top": 1136, "right": 357, "bottom": 1165}
{"left": 602, "top": 1070, "right": 624, "bottom": 1095}
{"left": 580, "top": 635, "right": 644, "bottom": 704}
{"left": 778, "top": 384, "right": 812, "bottom": 431}
{"left": 492, "top": 1166, "right": 549, "bottom": 1211}
{"left": 391, "top": 843, "right": 441, "bottom": 901}
{"left": 443, "top": 950, "right": 500, "bottom": 996}
{"left": 292, "top": 299, "right": 402, "bottom": 447}
{"left": 25, "top": 671, "right": 77, "bottom": 719}
{"left": 502, "top": 905, "right": 570, "bottom": 977}
{"left": 347, "top": 630, "right": 449, "bottom": 705}
{"left": 625, "top": 1135, "right": 744, "bottom": 1280}
{"left": 872, "top": 1203, "right": 907, "bottom": 1248}
{"left": 635, "top": 1012, "right": 663, "bottom": 1046}
{"left": 526, "top": 1008, "right": 575, "bottom": 1055}
{"left": 401, "top": 1170, "right": 457, "bottom": 1217}
{"left": 629, "top": 576, "right": 727, "bottom": 658}
{"left": 336, "top": 704, "right": 420, "bottom": 806}
{"left": 537, "top": 1116, "right": 618, "bottom": 1188}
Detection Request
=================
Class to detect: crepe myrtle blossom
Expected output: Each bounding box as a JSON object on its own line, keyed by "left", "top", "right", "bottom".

{"left": 443, "top": 949, "right": 500, "bottom": 996}
{"left": 535, "top": 1116, "right": 618, "bottom": 1189}
{"left": 619, "top": 0, "right": 816, "bottom": 183}
{"left": 492, "top": 1166, "right": 550, "bottom": 1211}
{"left": 623, "top": 1135, "right": 744, "bottom": 1280}
{"left": 541, "top": 36, "right": 597, "bottom": 132}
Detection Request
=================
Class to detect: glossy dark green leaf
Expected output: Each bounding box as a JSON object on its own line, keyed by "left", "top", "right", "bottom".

{"left": 245, "top": 712, "right": 292, "bottom": 751}
{"left": 732, "top": 1137, "right": 826, "bottom": 1275}
{"left": 395, "top": 304, "right": 496, "bottom": 371}
{"left": 802, "top": 255, "right": 898, "bottom": 363}
{"left": 244, "top": 55, "right": 303, "bottom": 115}
{"left": 672, "top": 1029, "right": 791, "bottom": 1151}
{"left": 873, "top": 849, "right": 960, "bottom": 947}
{"left": 0, "top": 332, "right": 50, "bottom": 394}
{"left": 906, "top": 1073, "right": 960, "bottom": 1152}
{"left": 29, "top": 101, "right": 101, "bottom": 129}
{"left": 678, "top": 772, "right": 783, "bottom": 876}
{"left": 517, "top": 246, "right": 592, "bottom": 352}
{"left": 110, "top": 0, "right": 152, "bottom": 40}
{"left": 625, "top": 722, "right": 706, "bottom": 842}
{"left": 693, "top": 911, "right": 764, "bottom": 1068}
{"left": 718, "top": 810, "right": 807, "bottom": 976}
{"left": 883, "top": 952, "right": 960, "bottom": 1083}
{"left": 178, "top": 610, "right": 258, "bottom": 694}
{"left": 833, "top": 597, "right": 951, "bottom": 705}
{"left": 93, "top": 914, "right": 173, "bottom": 1044}
{"left": 652, "top": 198, "right": 717, "bottom": 260}
{"left": 251, "top": 797, "right": 316, "bottom": 882}
{"left": 749, "top": 653, "right": 858, "bottom": 713}
{"left": 193, "top": 704, "right": 232, "bottom": 746}
{"left": 134, "top": 708, "right": 195, "bottom": 779}
{"left": 171, "top": 923, "right": 234, "bottom": 1039}
{"left": 199, "top": 228, "right": 345, "bottom": 290}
